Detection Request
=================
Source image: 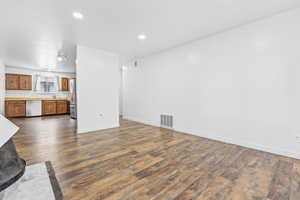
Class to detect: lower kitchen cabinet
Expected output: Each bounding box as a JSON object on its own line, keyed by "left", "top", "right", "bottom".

{"left": 5, "top": 100, "right": 70, "bottom": 117}
{"left": 42, "top": 100, "right": 69, "bottom": 115}
{"left": 5, "top": 101, "right": 26, "bottom": 117}
{"left": 56, "top": 100, "right": 68, "bottom": 114}
{"left": 42, "top": 101, "right": 57, "bottom": 115}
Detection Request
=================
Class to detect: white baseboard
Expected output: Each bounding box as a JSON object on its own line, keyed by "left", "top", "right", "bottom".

{"left": 123, "top": 116, "right": 160, "bottom": 127}
{"left": 123, "top": 116, "right": 300, "bottom": 160}
{"left": 179, "top": 127, "right": 300, "bottom": 160}
{"left": 77, "top": 123, "right": 120, "bottom": 134}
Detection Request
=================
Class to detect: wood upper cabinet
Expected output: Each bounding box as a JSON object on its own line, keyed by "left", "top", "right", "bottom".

{"left": 61, "top": 78, "right": 69, "bottom": 91}
{"left": 42, "top": 101, "right": 57, "bottom": 115}
{"left": 56, "top": 100, "right": 68, "bottom": 114}
{"left": 6, "top": 73, "right": 32, "bottom": 90}
{"left": 6, "top": 74, "right": 19, "bottom": 90}
{"left": 19, "top": 75, "right": 32, "bottom": 90}
{"left": 5, "top": 101, "right": 26, "bottom": 117}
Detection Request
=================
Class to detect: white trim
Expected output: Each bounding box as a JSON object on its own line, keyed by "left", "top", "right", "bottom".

{"left": 123, "top": 116, "right": 159, "bottom": 127}
{"left": 178, "top": 127, "right": 300, "bottom": 160}
{"left": 124, "top": 116, "right": 300, "bottom": 160}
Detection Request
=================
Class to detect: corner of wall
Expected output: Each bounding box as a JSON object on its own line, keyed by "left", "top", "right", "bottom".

{"left": 76, "top": 45, "right": 120, "bottom": 133}
{"left": 0, "top": 59, "right": 4, "bottom": 115}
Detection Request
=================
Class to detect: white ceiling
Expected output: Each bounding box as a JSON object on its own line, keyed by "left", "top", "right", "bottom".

{"left": 0, "top": 0, "right": 299, "bottom": 72}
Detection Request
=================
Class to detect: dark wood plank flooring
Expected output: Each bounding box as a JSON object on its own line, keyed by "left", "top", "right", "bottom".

{"left": 10, "top": 115, "right": 300, "bottom": 200}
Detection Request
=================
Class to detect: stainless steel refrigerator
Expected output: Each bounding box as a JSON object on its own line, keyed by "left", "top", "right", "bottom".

{"left": 69, "top": 79, "right": 77, "bottom": 119}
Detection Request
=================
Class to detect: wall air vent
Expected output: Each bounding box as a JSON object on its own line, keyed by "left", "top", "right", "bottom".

{"left": 160, "top": 114, "right": 173, "bottom": 129}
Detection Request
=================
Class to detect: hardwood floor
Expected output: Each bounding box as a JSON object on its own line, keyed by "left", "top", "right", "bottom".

{"left": 10, "top": 115, "right": 300, "bottom": 200}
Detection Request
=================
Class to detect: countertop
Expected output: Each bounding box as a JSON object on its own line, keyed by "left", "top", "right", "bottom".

{"left": 5, "top": 98, "right": 69, "bottom": 101}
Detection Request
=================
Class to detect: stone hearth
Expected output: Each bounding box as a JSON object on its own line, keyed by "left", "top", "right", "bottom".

{"left": 0, "top": 139, "right": 26, "bottom": 192}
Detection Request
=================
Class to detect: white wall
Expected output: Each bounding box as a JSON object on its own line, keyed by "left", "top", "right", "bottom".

{"left": 76, "top": 45, "right": 120, "bottom": 133}
{"left": 0, "top": 60, "right": 4, "bottom": 114}
{"left": 123, "top": 8, "right": 300, "bottom": 159}
{"left": 5, "top": 66, "right": 75, "bottom": 99}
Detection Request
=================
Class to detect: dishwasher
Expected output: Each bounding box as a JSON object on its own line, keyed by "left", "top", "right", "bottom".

{"left": 26, "top": 100, "right": 42, "bottom": 117}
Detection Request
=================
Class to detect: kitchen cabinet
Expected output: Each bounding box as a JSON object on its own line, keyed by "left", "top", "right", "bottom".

{"left": 5, "top": 74, "right": 32, "bottom": 90}
{"left": 19, "top": 75, "right": 32, "bottom": 90}
{"left": 56, "top": 100, "right": 68, "bottom": 114}
{"left": 61, "top": 78, "right": 69, "bottom": 91}
{"left": 5, "top": 99, "right": 70, "bottom": 118}
{"left": 6, "top": 74, "right": 19, "bottom": 90}
{"left": 42, "top": 101, "right": 57, "bottom": 115}
{"left": 5, "top": 101, "right": 26, "bottom": 117}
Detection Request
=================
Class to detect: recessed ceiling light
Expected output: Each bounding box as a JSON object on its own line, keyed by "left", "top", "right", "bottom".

{"left": 73, "top": 11, "right": 84, "bottom": 20}
{"left": 122, "top": 65, "right": 128, "bottom": 70}
{"left": 57, "top": 56, "right": 63, "bottom": 62}
{"left": 138, "top": 34, "right": 147, "bottom": 41}
{"left": 57, "top": 51, "right": 67, "bottom": 62}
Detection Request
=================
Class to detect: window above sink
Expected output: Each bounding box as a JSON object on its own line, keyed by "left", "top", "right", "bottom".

{"left": 35, "top": 75, "right": 59, "bottom": 93}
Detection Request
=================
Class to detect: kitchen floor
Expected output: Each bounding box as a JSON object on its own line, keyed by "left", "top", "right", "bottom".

{"left": 11, "top": 115, "right": 300, "bottom": 200}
